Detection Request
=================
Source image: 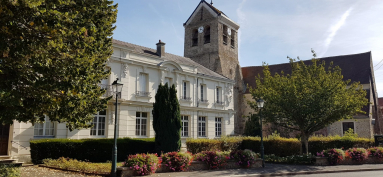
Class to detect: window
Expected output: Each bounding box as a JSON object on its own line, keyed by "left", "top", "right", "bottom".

{"left": 215, "top": 118, "right": 222, "bottom": 137}
{"left": 216, "top": 87, "right": 222, "bottom": 103}
{"left": 137, "top": 73, "right": 149, "bottom": 97}
{"left": 204, "top": 26, "right": 210, "bottom": 44}
{"left": 183, "top": 81, "right": 187, "bottom": 99}
{"left": 198, "top": 117, "right": 206, "bottom": 137}
{"left": 182, "top": 81, "right": 190, "bottom": 100}
{"left": 201, "top": 85, "right": 204, "bottom": 101}
{"left": 34, "top": 116, "right": 55, "bottom": 137}
{"left": 90, "top": 110, "right": 106, "bottom": 136}
{"left": 342, "top": 122, "right": 355, "bottom": 135}
{"left": 192, "top": 29, "right": 198, "bottom": 46}
{"left": 181, "top": 115, "right": 189, "bottom": 137}
{"left": 230, "top": 30, "right": 235, "bottom": 48}
{"left": 136, "top": 112, "right": 147, "bottom": 136}
{"left": 165, "top": 77, "right": 172, "bottom": 87}
{"left": 223, "top": 25, "right": 228, "bottom": 45}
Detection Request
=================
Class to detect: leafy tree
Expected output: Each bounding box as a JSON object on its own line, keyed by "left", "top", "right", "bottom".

{"left": 0, "top": 0, "right": 117, "bottom": 130}
{"left": 243, "top": 113, "right": 261, "bottom": 137}
{"left": 248, "top": 50, "right": 369, "bottom": 154}
{"left": 152, "top": 83, "right": 181, "bottom": 154}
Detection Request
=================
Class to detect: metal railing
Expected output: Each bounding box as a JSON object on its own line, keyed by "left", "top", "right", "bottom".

{"left": 136, "top": 91, "right": 151, "bottom": 97}
{"left": 215, "top": 100, "right": 225, "bottom": 105}
{"left": 180, "top": 96, "right": 192, "bottom": 101}
{"left": 11, "top": 141, "right": 28, "bottom": 150}
{"left": 99, "top": 84, "right": 121, "bottom": 99}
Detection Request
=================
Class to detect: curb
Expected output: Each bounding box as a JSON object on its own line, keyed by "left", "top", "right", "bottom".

{"left": 251, "top": 167, "right": 383, "bottom": 176}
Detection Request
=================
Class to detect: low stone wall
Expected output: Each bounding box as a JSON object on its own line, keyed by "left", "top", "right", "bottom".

{"left": 117, "top": 159, "right": 263, "bottom": 177}
{"left": 314, "top": 156, "right": 383, "bottom": 166}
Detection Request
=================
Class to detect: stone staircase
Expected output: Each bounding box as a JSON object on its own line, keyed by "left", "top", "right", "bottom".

{"left": 0, "top": 156, "right": 23, "bottom": 167}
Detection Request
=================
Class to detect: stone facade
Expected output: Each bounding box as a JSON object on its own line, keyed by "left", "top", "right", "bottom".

{"left": 184, "top": 2, "right": 245, "bottom": 134}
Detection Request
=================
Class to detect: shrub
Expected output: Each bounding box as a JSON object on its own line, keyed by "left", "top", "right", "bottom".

{"left": 195, "top": 151, "right": 228, "bottom": 169}
{"left": 317, "top": 149, "right": 345, "bottom": 165}
{"left": 265, "top": 154, "right": 314, "bottom": 164}
{"left": 229, "top": 149, "right": 258, "bottom": 167}
{"left": 30, "top": 138, "right": 155, "bottom": 164}
{"left": 161, "top": 152, "right": 193, "bottom": 172}
{"left": 186, "top": 136, "right": 241, "bottom": 154}
{"left": 124, "top": 153, "right": 161, "bottom": 176}
{"left": 346, "top": 148, "right": 368, "bottom": 162}
{"left": 309, "top": 135, "right": 373, "bottom": 155}
{"left": 42, "top": 157, "right": 114, "bottom": 174}
{"left": 0, "top": 164, "right": 20, "bottom": 177}
{"left": 242, "top": 136, "right": 301, "bottom": 157}
{"left": 368, "top": 147, "right": 383, "bottom": 158}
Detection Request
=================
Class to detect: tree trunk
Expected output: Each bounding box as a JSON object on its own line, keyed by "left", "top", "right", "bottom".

{"left": 300, "top": 132, "right": 309, "bottom": 155}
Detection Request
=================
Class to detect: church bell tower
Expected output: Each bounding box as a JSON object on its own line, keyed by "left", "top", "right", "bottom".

{"left": 183, "top": 0, "right": 245, "bottom": 134}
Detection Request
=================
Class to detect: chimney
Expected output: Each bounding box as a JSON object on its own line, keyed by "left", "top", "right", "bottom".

{"left": 156, "top": 40, "right": 165, "bottom": 57}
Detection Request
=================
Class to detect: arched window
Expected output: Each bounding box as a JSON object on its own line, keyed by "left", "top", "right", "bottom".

{"left": 231, "top": 30, "right": 235, "bottom": 48}
{"left": 192, "top": 29, "right": 198, "bottom": 46}
{"left": 204, "top": 25, "right": 210, "bottom": 44}
{"left": 223, "top": 25, "right": 228, "bottom": 45}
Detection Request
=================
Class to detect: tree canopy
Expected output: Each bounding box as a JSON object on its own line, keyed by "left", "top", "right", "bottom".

{"left": 152, "top": 83, "right": 182, "bottom": 154}
{"left": 0, "top": 0, "right": 117, "bottom": 130}
{"left": 248, "top": 51, "right": 369, "bottom": 154}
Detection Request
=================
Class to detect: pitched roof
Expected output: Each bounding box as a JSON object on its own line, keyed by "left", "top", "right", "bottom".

{"left": 242, "top": 52, "right": 373, "bottom": 116}
{"left": 112, "top": 39, "right": 230, "bottom": 80}
{"left": 184, "top": 0, "right": 227, "bottom": 26}
{"left": 242, "top": 52, "right": 373, "bottom": 91}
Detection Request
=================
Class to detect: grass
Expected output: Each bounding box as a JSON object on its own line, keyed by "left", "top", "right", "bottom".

{"left": 0, "top": 164, "right": 20, "bottom": 177}
{"left": 42, "top": 157, "right": 123, "bottom": 174}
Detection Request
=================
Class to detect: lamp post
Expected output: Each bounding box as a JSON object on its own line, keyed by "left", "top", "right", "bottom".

{"left": 257, "top": 98, "right": 265, "bottom": 168}
{"left": 111, "top": 78, "right": 123, "bottom": 177}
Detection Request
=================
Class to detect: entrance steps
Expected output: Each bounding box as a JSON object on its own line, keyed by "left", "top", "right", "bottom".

{"left": 0, "top": 156, "right": 23, "bottom": 167}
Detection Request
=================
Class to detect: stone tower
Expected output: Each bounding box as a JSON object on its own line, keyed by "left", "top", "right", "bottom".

{"left": 183, "top": 0, "right": 245, "bottom": 134}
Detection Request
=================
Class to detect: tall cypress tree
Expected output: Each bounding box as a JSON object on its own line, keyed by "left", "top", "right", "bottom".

{"left": 152, "top": 83, "right": 181, "bottom": 154}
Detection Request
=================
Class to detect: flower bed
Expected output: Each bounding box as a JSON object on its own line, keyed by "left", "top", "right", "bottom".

{"left": 314, "top": 147, "right": 383, "bottom": 166}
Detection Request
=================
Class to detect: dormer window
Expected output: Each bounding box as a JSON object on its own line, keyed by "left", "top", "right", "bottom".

{"left": 223, "top": 25, "right": 228, "bottom": 45}
{"left": 204, "top": 26, "right": 210, "bottom": 44}
{"left": 192, "top": 29, "right": 198, "bottom": 46}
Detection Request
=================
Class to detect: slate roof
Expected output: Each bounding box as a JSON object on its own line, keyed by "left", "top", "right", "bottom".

{"left": 184, "top": 0, "right": 227, "bottom": 26}
{"left": 112, "top": 39, "right": 230, "bottom": 80}
{"left": 242, "top": 52, "right": 373, "bottom": 91}
{"left": 242, "top": 52, "right": 374, "bottom": 116}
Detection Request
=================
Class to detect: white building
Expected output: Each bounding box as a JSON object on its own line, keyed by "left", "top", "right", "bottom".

{"left": 4, "top": 39, "right": 235, "bottom": 162}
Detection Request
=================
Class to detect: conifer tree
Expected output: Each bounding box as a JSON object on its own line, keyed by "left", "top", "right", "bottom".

{"left": 243, "top": 113, "right": 262, "bottom": 137}
{"left": 0, "top": 0, "right": 117, "bottom": 130}
{"left": 152, "top": 83, "right": 181, "bottom": 154}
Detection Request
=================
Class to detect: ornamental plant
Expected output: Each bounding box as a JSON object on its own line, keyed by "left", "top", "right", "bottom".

{"left": 368, "top": 147, "right": 383, "bottom": 158}
{"left": 346, "top": 148, "right": 368, "bottom": 162}
{"left": 317, "top": 149, "right": 345, "bottom": 165}
{"left": 195, "top": 151, "right": 229, "bottom": 169}
{"left": 229, "top": 149, "right": 258, "bottom": 168}
{"left": 162, "top": 151, "right": 193, "bottom": 172}
{"left": 124, "top": 153, "right": 161, "bottom": 176}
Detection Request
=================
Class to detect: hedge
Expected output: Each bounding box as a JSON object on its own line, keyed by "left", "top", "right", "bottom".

{"left": 186, "top": 136, "right": 374, "bottom": 156}
{"left": 30, "top": 138, "right": 155, "bottom": 164}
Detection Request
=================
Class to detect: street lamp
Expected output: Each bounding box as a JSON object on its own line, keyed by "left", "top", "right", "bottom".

{"left": 257, "top": 98, "right": 265, "bottom": 168}
{"left": 111, "top": 78, "right": 123, "bottom": 177}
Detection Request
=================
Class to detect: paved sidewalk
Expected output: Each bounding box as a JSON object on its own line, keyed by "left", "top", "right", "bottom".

{"left": 151, "top": 163, "right": 383, "bottom": 177}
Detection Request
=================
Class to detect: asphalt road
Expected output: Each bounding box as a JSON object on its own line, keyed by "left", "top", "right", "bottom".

{"left": 294, "top": 170, "right": 383, "bottom": 177}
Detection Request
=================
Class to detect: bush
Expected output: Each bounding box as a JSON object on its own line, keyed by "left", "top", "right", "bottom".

{"left": 229, "top": 149, "right": 258, "bottom": 167}
{"left": 0, "top": 164, "right": 20, "bottom": 177}
{"left": 194, "top": 151, "right": 229, "bottom": 169}
{"left": 161, "top": 152, "right": 193, "bottom": 172}
{"left": 308, "top": 135, "right": 373, "bottom": 155}
{"left": 124, "top": 153, "right": 161, "bottom": 176}
{"left": 317, "top": 149, "right": 345, "bottom": 165}
{"left": 42, "top": 157, "right": 114, "bottom": 174}
{"left": 30, "top": 137, "right": 155, "bottom": 164}
{"left": 346, "top": 148, "right": 368, "bottom": 162}
{"left": 368, "top": 147, "right": 383, "bottom": 158}
{"left": 265, "top": 154, "right": 314, "bottom": 164}
{"left": 242, "top": 136, "right": 301, "bottom": 157}
{"left": 186, "top": 136, "right": 241, "bottom": 154}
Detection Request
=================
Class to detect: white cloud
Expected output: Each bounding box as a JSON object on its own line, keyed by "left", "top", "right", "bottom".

{"left": 321, "top": 7, "right": 353, "bottom": 57}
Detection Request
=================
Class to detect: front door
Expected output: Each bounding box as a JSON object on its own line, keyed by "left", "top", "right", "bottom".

{"left": 0, "top": 124, "right": 10, "bottom": 155}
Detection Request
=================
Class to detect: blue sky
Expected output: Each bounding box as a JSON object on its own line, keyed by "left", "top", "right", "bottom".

{"left": 113, "top": 0, "right": 383, "bottom": 96}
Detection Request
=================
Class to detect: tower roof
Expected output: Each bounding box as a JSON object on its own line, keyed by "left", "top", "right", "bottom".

{"left": 183, "top": 0, "right": 239, "bottom": 29}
